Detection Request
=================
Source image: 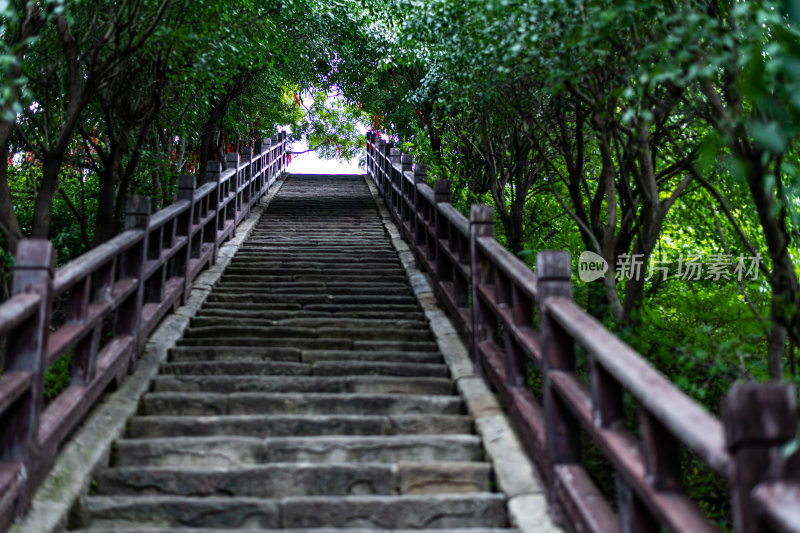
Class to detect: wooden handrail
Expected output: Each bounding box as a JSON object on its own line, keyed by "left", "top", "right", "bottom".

{"left": 0, "top": 132, "right": 288, "bottom": 530}
{"left": 365, "top": 130, "right": 800, "bottom": 533}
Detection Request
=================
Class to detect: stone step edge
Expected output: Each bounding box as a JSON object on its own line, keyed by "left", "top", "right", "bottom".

{"left": 75, "top": 493, "right": 509, "bottom": 529}
{"left": 11, "top": 177, "right": 290, "bottom": 533}
{"left": 70, "top": 527, "right": 518, "bottom": 533}
{"left": 364, "top": 176, "right": 562, "bottom": 533}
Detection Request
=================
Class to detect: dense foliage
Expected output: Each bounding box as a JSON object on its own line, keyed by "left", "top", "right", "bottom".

{"left": 347, "top": 0, "right": 800, "bottom": 389}
{"left": 0, "top": 0, "right": 371, "bottom": 284}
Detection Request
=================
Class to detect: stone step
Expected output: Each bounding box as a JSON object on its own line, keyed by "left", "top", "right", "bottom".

{"left": 167, "top": 346, "right": 301, "bottom": 362}
{"left": 175, "top": 337, "right": 440, "bottom": 352}
{"left": 159, "top": 361, "right": 449, "bottom": 378}
{"left": 167, "top": 347, "right": 442, "bottom": 364}
{"left": 75, "top": 493, "right": 508, "bottom": 529}
{"left": 113, "top": 435, "right": 482, "bottom": 467}
{"left": 96, "top": 461, "right": 490, "bottom": 497}
{"left": 189, "top": 317, "right": 428, "bottom": 330}
{"left": 199, "top": 302, "right": 422, "bottom": 314}
{"left": 127, "top": 414, "right": 473, "bottom": 439}
{"left": 214, "top": 281, "right": 412, "bottom": 291}
{"left": 210, "top": 286, "right": 414, "bottom": 297}
{"left": 150, "top": 375, "right": 453, "bottom": 394}
{"left": 226, "top": 259, "right": 402, "bottom": 267}
{"left": 193, "top": 309, "right": 427, "bottom": 321}
{"left": 206, "top": 294, "right": 419, "bottom": 305}
{"left": 219, "top": 274, "right": 408, "bottom": 283}
{"left": 182, "top": 325, "right": 432, "bottom": 342}
{"left": 139, "top": 391, "right": 461, "bottom": 417}
{"left": 71, "top": 527, "right": 519, "bottom": 533}
{"left": 230, "top": 249, "right": 399, "bottom": 256}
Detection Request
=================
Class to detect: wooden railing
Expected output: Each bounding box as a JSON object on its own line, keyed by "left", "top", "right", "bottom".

{"left": 366, "top": 132, "right": 800, "bottom": 533}
{"left": 0, "top": 133, "right": 288, "bottom": 529}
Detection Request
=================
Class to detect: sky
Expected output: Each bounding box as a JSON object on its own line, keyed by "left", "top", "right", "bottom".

{"left": 283, "top": 90, "right": 367, "bottom": 175}
{"left": 286, "top": 137, "right": 364, "bottom": 175}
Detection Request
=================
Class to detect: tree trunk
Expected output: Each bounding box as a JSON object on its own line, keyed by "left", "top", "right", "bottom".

{"left": 767, "top": 322, "right": 786, "bottom": 380}
{"left": 30, "top": 157, "right": 62, "bottom": 239}
{"left": 93, "top": 150, "right": 123, "bottom": 245}
{"left": 0, "top": 144, "right": 22, "bottom": 253}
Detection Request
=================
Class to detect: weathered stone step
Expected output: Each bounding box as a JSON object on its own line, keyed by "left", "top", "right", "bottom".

{"left": 232, "top": 248, "right": 398, "bottom": 255}
{"left": 75, "top": 493, "right": 507, "bottom": 529}
{"left": 159, "top": 361, "right": 448, "bottom": 378}
{"left": 175, "top": 337, "right": 439, "bottom": 352}
{"left": 150, "top": 375, "right": 452, "bottom": 394}
{"left": 114, "top": 435, "right": 482, "bottom": 467}
{"left": 215, "top": 280, "right": 411, "bottom": 290}
{"left": 211, "top": 286, "right": 414, "bottom": 298}
{"left": 70, "top": 527, "right": 518, "bottom": 533}
{"left": 139, "top": 392, "right": 461, "bottom": 416}
{"left": 199, "top": 302, "right": 422, "bottom": 314}
{"left": 95, "top": 461, "right": 491, "bottom": 497}
{"left": 189, "top": 318, "right": 428, "bottom": 331}
{"left": 225, "top": 255, "right": 402, "bottom": 262}
{"left": 240, "top": 240, "right": 390, "bottom": 247}
{"left": 193, "top": 309, "right": 427, "bottom": 321}
{"left": 181, "top": 325, "right": 432, "bottom": 342}
{"left": 127, "top": 414, "right": 473, "bottom": 439}
{"left": 168, "top": 346, "right": 301, "bottom": 362}
{"left": 206, "top": 293, "right": 418, "bottom": 305}
{"left": 167, "top": 347, "right": 442, "bottom": 364}
{"left": 219, "top": 274, "right": 408, "bottom": 283}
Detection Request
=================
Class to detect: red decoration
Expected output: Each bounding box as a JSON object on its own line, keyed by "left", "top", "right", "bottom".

{"left": 294, "top": 93, "right": 302, "bottom": 108}
{"left": 415, "top": 108, "right": 428, "bottom": 127}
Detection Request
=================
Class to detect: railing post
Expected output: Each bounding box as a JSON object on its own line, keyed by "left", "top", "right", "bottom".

{"left": 206, "top": 160, "right": 222, "bottom": 264}
{"left": 469, "top": 205, "right": 495, "bottom": 370}
{"left": 413, "top": 164, "right": 428, "bottom": 247}
{"left": 434, "top": 179, "right": 452, "bottom": 283}
{"left": 536, "top": 250, "right": 578, "bottom": 520}
{"left": 273, "top": 134, "right": 280, "bottom": 174}
{"left": 266, "top": 137, "right": 273, "bottom": 184}
{"left": 253, "top": 140, "right": 265, "bottom": 195}
{"left": 3, "top": 240, "right": 54, "bottom": 517}
{"left": 175, "top": 175, "right": 196, "bottom": 302}
{"left": 722, "top": 382, "right": 797, "bottom": 533}
{"left": 390, "top": 147, "right": 401, "bottom": 220}
{"left": 434, "top": 179, "right": 450, "bottom": 204}
{"left": 366, "top": 132, "right": 375, "bottom": 180}
{"left": 241, "top": 147, "right": 253, "bottom": 210}
{"left": 279, "top": 132, "right": 287, "bottom": 171}
{"left": 116, "top": 195, "right": 150, "bottom": 365}
{"left": 382, "top": 141, "right": 393, "bottom": 204}
{"left": 226, "top": 151, "right": 241, "bottom": 218}
{"left": 400, "top": 153, "right": 413, "bottom": 235}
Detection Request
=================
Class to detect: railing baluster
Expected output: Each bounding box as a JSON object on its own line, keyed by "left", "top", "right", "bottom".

{"left": 115, "top": 196, "right": 150, "bottom": 361}
{"left": 175, "top": 175, "right": 195, "bottom": 301}
{"left": 469, "top": 205, "right": 495, "bottom": 370}
{"left": 2, "top": 240, "right": 54, "bottom": 517}
{"left": 536, "top": 250, "right": 579, "bottom": 515}
{"left": 722, "top": 382, "right": 797, "bottom": 533}
{"left": 413, "top": 164, "right": 427, "bottom": 249}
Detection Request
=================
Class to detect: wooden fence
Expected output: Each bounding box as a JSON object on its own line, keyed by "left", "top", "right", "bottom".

{"left": 366, "top": 132, "right": 800, "bottom": 533}
{"left": 0, "top": 133, "right": 288, "bottom": 529}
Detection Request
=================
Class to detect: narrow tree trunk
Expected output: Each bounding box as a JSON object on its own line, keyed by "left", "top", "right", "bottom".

{"left": 30, "top": 157, "right": 61, "bottom": 239}
{"left": 767, "top": 322, "right": 786, "bottom": 380}
{"left": 0, "top": 145, "right": 22, "bottom": 253}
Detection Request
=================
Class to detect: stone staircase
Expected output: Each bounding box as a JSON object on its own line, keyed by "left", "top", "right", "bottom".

{"left": 69, "top": 175, "right": 518, "bottom": 532}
